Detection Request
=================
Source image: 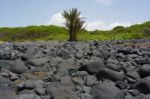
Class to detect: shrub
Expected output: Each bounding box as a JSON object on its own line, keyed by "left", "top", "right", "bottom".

{"left": 113, "top": 26, "right": 126, "bottom": 33}
{"left": 143, "top": 27, "right": 150, "bottom": 36}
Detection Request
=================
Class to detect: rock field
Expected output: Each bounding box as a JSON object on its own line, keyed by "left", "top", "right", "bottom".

{"left": 0, "top": 39, "right": 150, "bottom": 99}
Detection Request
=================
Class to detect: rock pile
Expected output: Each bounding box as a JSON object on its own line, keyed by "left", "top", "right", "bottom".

{"left": 0, "top": 40, "right": 150, "bottom": 99}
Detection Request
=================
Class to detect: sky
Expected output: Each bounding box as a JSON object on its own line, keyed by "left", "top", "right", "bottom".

{"left": 0, "top": 0, "right": 150, "bottom": 30}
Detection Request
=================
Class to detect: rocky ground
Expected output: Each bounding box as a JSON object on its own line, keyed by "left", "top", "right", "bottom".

{"left": 0, "top": 39, "right": 150, "bottom": 99}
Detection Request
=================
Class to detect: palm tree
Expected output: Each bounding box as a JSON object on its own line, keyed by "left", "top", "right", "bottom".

{"left": 62, "top": 8, "right": 85, "bottom": 41}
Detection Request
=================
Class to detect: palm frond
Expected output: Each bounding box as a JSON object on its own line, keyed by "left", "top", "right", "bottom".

{"left": 62, "top": 8, "right": 85, "bottom": 41}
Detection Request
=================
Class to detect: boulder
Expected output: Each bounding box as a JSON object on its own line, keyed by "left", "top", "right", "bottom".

{"left": 135, "top": 94, "right": 150, "bottom": 99}
{"left": 18, "top": 93, "right": 41, "bottom": 99}
{"left": 117, "top": 48, "right": 131, "bottom": 55}
{"left": 58, "top": 59, "right": 75, "bottom": 69}
{"left": 96, "top": 68, "right": 125, "bottom": 81}
{"left": 11, "top": 59, "right": 29, "bottom": 74}
{"left": 45, "top": 84, "right": 79, "bottom": 99}
{"left": 80, "top": 93, "right": 93, "bottom": 99}
{"left": 79, "top": 60, "right": 105, "bottom": 74}
{"left": 60, "top": 76, "right": 74, "bottom": 87}
{"left": 23, "top": 81, "right": 36, "bottom": 90}
{"left": 72, "top": 77, "right": 85, "bottom": 86}
{"left": 0, "top": 76, "right": 17, "bottom": 99}
{"left": 0, "top": 59, "right": 28, "bottom": 74}
{"left": 127, "top": 71, "right": 141, "bottom": 79}
{"left": 106, "top": 63, "right": 121, "bottom": 71}
{"left": 133, "top": 76, "right": 150, "bottom": 94}
{"left": 136, "top": 58, "right": 150, "bottom": 65}
{"left": 27, "top": 57, "right": 49, "bottom": 67}
{"left": 85, "top": 75, "right": 98, "bottom": 86}
{"left": 138, "top": 64, "right": 150, "bottom": 78}
{"left": 91, "top": 81, "right": 125, "bottom": 99}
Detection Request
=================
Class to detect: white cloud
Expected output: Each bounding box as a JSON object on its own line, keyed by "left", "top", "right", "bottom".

{"left": 46, "top": 13, "right": 65, "bottom": 26}
{"left": 86, "top": 21, "right": 132, "bottom": 31}
{"left": 96, "top": 0, "right": 112, "bottom": 5}
{"left": 47, "top": 13, "right": 132, "bottom": 31}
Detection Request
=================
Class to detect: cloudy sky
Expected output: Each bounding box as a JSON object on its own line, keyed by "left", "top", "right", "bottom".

{"left": 0, "top": 0, "right": 150, "bottom": 30}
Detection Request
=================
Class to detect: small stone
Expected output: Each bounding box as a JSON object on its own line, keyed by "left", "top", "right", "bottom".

{"left": 35, "top": 88, "right": 45, "bottom": 95}
{"left": 85, "top": 75, "right": 97, "bottom": 86}
{"left": 72, "top": 77, "right": 85, "bottom": 86}
{"left": 24, "top": 81, "right": 36, "bottom": 90}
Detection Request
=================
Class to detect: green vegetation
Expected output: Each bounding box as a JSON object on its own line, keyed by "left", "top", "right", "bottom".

{"left": 62, "top": 8, "right": 85, "bottom": 41}
{"left": 0, "top": 21, "right": 150, "bottom": 42}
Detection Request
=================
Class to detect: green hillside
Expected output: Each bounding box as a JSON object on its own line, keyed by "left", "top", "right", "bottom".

{"left": 0, "top": 21, "right": 150, "bottom": 41}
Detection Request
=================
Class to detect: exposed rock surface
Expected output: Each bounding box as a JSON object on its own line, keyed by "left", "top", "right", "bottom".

{"left": 0, "top": 40, "right": 150, "bottom": 99}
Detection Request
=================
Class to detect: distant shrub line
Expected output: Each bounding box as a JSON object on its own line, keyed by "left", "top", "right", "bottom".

{"left": 0, "top": 21, "right": 150, "bottom": 41}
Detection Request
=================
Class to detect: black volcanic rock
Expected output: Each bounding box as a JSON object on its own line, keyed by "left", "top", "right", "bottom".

{"left": 138, "top": 64, "right": 150, "bottom": 78}
{"left": 0, "top": 40, "right": 149, "bottom": 99}
{"left": 79, "top": 60, "right": 105, "bottom": 74}
{"left": 0, "top": 76, "right": 17, "bottom": 99}
{"left": 0, "top": 59, "right": 28, "bottom": 74}
{"left": 45, "top": 84, "right": 79, "bottom": 99}
{"left": 133, "top": 76, "right": 150, "bottom": 94}
{"left": 96, "top": 68, "right": 125, "bottom": 81}
{"left": 91, "top": 81, "right": 125, "bottom": 99}
{"left": 27, "top": 57, "right": 50, "bottom": 67}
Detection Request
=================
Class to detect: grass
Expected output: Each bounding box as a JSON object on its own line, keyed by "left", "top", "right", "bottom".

{"left": 0, "top": 21, "right": 150, "bottom": 42}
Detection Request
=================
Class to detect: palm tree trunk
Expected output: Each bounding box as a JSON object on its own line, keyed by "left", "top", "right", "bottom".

{"left": 72, "top": 31, "right": 77, "bottom": 41}
{"left": 69, "top": 28, "right": 73, "bottom": 41}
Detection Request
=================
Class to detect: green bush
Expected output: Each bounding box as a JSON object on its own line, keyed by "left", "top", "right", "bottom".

{"left": 112, "top": 26, "right": 127, "bottom": 33}
{"left": 143, "top": 27, "right": 150, "bottom": 36}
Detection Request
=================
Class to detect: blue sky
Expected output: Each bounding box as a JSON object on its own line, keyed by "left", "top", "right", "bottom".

{"left": 0, "top": 0, "right": 150, "bottom": 30}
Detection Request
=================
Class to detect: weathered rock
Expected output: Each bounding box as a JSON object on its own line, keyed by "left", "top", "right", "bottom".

{"left": 45, "top": 84, "right": 79, "bottom": 99}
{"left": 24, "top": 81, "right": 36, "bottom": 90}
{"left": 0, "top": 60, "right": 13, "bottom": 71}
{"left": 55, "top": 69, "right": 69, "bottom": 77}
{"left": 0, "top": 89, "right": 18, "bottom": 99}
{"left": 73, "top": 71, "right": 89, "bottom": 78}
{"left": 127, "top": 71, "right": 141, "bottom": 79}
{"left": 58, "top": 58, "right": 76, "bottom": 69}
{"left": 85, "top": 75, "right": 98, "bottom": 86}
{"left": 57, "top": 49, "right": 71, "bottom": 59}
{"left": 0, "top": 40, "right": 150, "bottom": 99}
{"left": 106, "top": 63, "right": 121, "bottom": 71}
{"left": 91, "top": 81, "right": 125, "bottom": 99}
{"left": 96, "top": 68, "right": 125, "bottom": 81}
{"left": 133, "top": 76, "right": 150, "bottom": 94}
{"left": 138, "top": 64, "right": 150, "bottom": 78}
{"left": 42, "top": 95, "right": 51, "bottom": 99}
{"left": 18, "top": 93, "right": 41, "bottom": 99}
{"left": 60, "top": 76, "right": 74, "bottom": 87}
{"left": 12, "top": 59, "right": 29, "bottom": 74}
{"left": 136, "top": 58, "right": 150, "bottom": 65}
{"left": 116, "top": 81, "right": 128, "bottom": 89}
{"left": 18, "top": 89, "right": 35, "bottom": 95}
{"left": 125, "top": 94, "right": 135, "bottom": 99}
{"left": 80, "top": 93, "right": 93, "bottom": 99}
{"left": 72, "top": 77, "right": 85, "bottom": 86}
{"left": 135, "top": 94, "right": 150, "bottom": 99}
{"left": 82, "top": 86, "right": 91, "bottom": 94}
{"left": 0, "top": 76, "right": 17, "bottom": 99}
{"left": 79, "top": 60, "right": 105, "bottom": 74}
{"left": 33, "top": 80, "right": 45, "bottom": 88}
{"left": 27, "top": 57, "right": 49, "bottom": 67}
{"left": 35, "top": 88, "right": 45, "bottom": 96}
{"left": 0, "top": 59, "right": 28, "bottom": 74}
{"left": 117, "top": 48, "right": 132, "bottom": 55}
